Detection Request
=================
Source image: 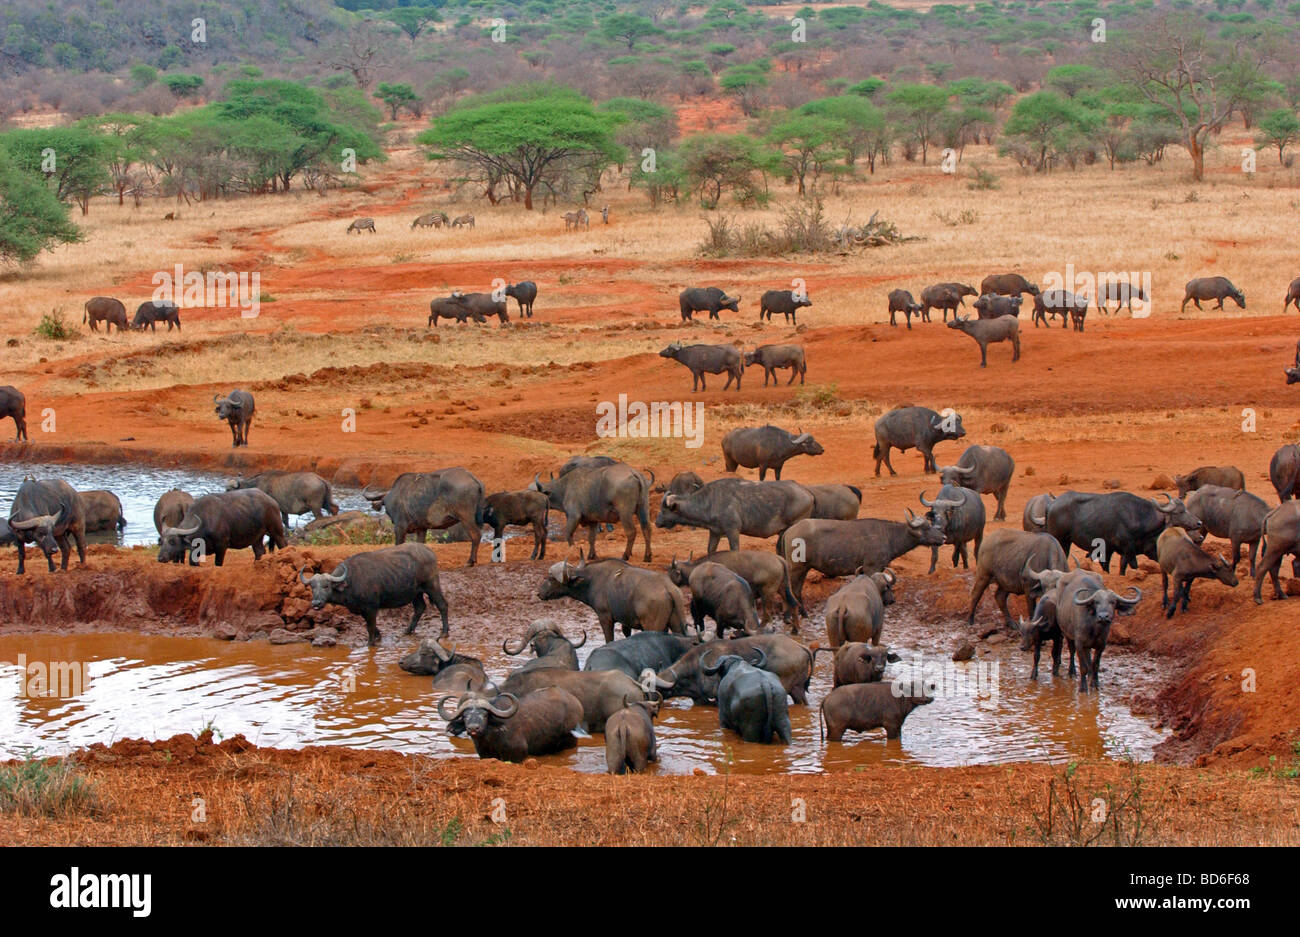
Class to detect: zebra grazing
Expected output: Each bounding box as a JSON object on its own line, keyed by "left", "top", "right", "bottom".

{"left": 451, "top": 214, "right": 475, "bottom": 229}
{"left": 346, "top": 217, "right": 376, "bottom": 234}
{"left": 411, "top": 212, "right": 448, "bottom": 229}
{"left": 563, "top": 209, "right": 590, "bottom": 231}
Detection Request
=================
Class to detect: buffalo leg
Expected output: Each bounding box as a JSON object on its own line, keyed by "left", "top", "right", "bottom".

{"left": 1161, "top": 570, "right": 1171, "bottom": 612}
{"left": 928, "top": 545, "right": 939, "bottom": 574}
{"left": 1066, "top": 638, "right": 1077, "bottom": 677}
{"left": 966, "top": 571, "right": 992, "bottom": 624}
{"left": 532, "top": 520, "right": 545, "bottom": 560}
{"left": 994, "top": 488, "right": 1008, "bottom": 521}
{"left": 214, "top": 548, "right": 227, "bottom": 567}
{"left": 15, "top": 540, "right": 24, "bottom": 575}
{"left": 619, "top": 510, "right": 638, "bottom": 562}
{"left": 1029, "top": 638, "right": 1042, "bottom": 680}
{"left": 364, "top": 611, "right": 381, "bottom": 646}
{"left": 994, "top": 587, "right": 1013, "bottom": 628}
{"left": 55, "top": 533, "right": 71, "bottom": 570}
{"left": 979, "top": 343, "right": 988, "bottom": 367}
{"left": 461, "top": 510, "right": 481, "bottom": 566}
{"left": 426, "top": 582, "right": 449, "bottom": 637}
{"left": 1050, "top": 636, "right": 1062, "bottom": 676}
{"left": 406, "top": 595, "right": 426, "bottom": 635}
{"left": 587, "top": 522, "right": 600, "bottom": 560}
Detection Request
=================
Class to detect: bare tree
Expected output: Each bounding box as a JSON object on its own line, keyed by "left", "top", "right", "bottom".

{"left": 321, "top": 21, "right": 393, "bottom": 91}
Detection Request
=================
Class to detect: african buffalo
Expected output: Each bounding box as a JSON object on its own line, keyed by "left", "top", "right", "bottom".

{"left": 399, "top": 638, "right": 487, "bottom": 691}
{"left": 973, "top": 293, "right": 1022, "bottom": 319}
{"left": 668, "top": 559, "right": 760, "bottom": 638}
{"left": 531, "top": 462, "right": 651, "bottom": 562}
{"left": 888, "top": 289, "right": 924, "bottom": 329}
{"left": 680, "top": 286, "right": 740, "bottom": 321}
{"left": 1050, "top": 570, "right": 1141, "bottom": 692}
{"left": 1043, "top": 491, "right": 1203, "bottom": 574}
{"left": 538, "top": 555, "right": 687, "bottom": 643}
{"left": 649, "top": 633, "right": 814, "bottom": 705}
{"left": 439, "top": 688, "right": 583, "bottom": 763}
{"left": 779, "top": 512, "right": 946, "bottom": 606}
{"left": 153, "top": 489, "right": 194, "bottom": 537}
{"left": 1156, "top": 527, "right": 1237, "bottom": 618}
{"left": 940, "top": 444, "right": 1014, "bottom": 521}
{"left": 213, "top": 390, "right": 254, "bottom": 447}
{"left": 8, "top": 479, "right": 86, "bottom": 574}
{"left": 228, "top": 471, "right": 339, "bottom": 525}
{"left": 919, "top": 283, "right": 973, "bottom": 323}
{"left": 450, "top": 291, "right": 509, "bottom": 324}
{"left": 873, "top": 405, "right": 966, "bottom": 476}
{"left": 498, "top": 668, "right": 648, "bottom": 733}
{"left": 1096, "top": 279, "right": 1148, "bottom": 316}
{"left": 77, "top": 489, "right": 126, "bottom": 533}
{"left": 299, "top": 542, "right": 450, "bottom": 645}
{"left": 1023, "top": 493, "right": 1056, "bottom": 533}
{"left": 1182, "top": 276, "right": 1244, "bottom": 312}
{"left": 428, "top": 296, "right": 486, "bottom": 325}
{"left": 805, "top": 484, "right": 861, "bottom": 521}
{"left": 744, "top": 344, "right": 806, "bottom": 386}
{"left": 362, "top": 468, "right": 486, "bottom": 563}
{"left": 157, "top": 489, "right": 285, "bottom": 566}
{"left": 83, "top": 296, "right": 129, "bottom": 332}
{"left": 659, "top": 342, "right": 744, "bottom": 392}
{"left": 0, "top": 386, "right": 27, "bottom": 441}
{"left": 663, "top": 549, "right": 800, "bottom": 627}
{"left": 1185, "top": 484, "right": 1269, "bottom": 575}
{"left": 1285, "top": 277, "right": 1300, "bottom": 314}
{"left": 656, "top": 478, "right": 814, "bottom": 553}
{"left": 832, "top": 643, "right": 899, "bottom": 687}
{"left": 820, "top": 682, "right": 932, "bottom": 741}
{"left": 1031, "top": 290, "right": 1088, "bottom": 330}
{"left": 965, "top": 528, "right": 1068, "bottom": 627}
{"left": 1252, "top": 502, "right": 1300, "bottom": 604}
{"left": 584, "top": 632, "right": 698, "bottom": 682}
{"left": 483, "top": 489, "right": 549, "bottom": 560}
{"left": 503, "top": 619, "right": 586, "bottom": 673}
{"left": 1174, "top": 465, "right": 1245, "bottom": 498}
{"left": 505, "top": 281, "right": 537, "bottom": 318}
{"left": 1269, "top": 444, "right": 1300, "bottom": 502}
{"left": 605, "top": 699, "right": 659, "bottom": 774}
{"left": 657, "top": 471, "right": 705, "bottom": 497}
{"left": 980, "top": 273, "right": 1039, "bottom": 298}
{"left": 721, "top": 425, "right": 824, "bottom": 481}
{"left": 947, "top": 314, "right": 1020, "bottom": 367}
{"left": 759, "top": 288, "right": 811, "bottom": 325}
{"left": 919, "top": 485, "right": 984, "bottom": 573}
{"left": 132, "top": 301, "right": 181, "bottom": 332}
{"left": 704, "top": 650, "right": 792, "bottom": 744}
{"left": 824, "top": 570, "right": 896, "bottom": 647}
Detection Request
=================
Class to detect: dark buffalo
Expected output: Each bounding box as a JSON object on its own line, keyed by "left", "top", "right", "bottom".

{"left": 919, "top": 485, "right": 984, "bottom": 573}
{"left": 656, "top": 478, "right": 814, "bottom": 553}
{"left": 482, "top": 489, "right": 549, "bottom": 560}
{"left": 157, "top": 488, "right": 286, "bottom": 566}
{"left": 605, "top": 699, "right": 659, "bottom": 774}
{"left": 659, "top": 342, "right": 744, "bottom": 392}
{"left": 83, "top": 296, "right": 129, "bottom": 332}
{"left": 832, "top": 643, "right": 899, "bottom": 687}
{"left": 1285, "top": 277, "right": 1300, "bottom": 314}
{"left": 0, "top": 386, "right": 27, "bottom": 441}
{"left": 77, "top": 489, "right": 126, "bottom": 533}
{"left": 362, "top": 468, "right": 486, "bottom": 563}
{"left": 439, "top": 688, "right": 583, "bottom": 763}
{"left": 1096, "top": 279, "right": 1148, "bottom": 316}
{"left": 299, "top": 542, "right": 450, "bottom": 645}
{"left": 779, "top": 512, "right": 946, "bottom": 607}
{"left": 649, "top": 633, "right": 814, "bottom": 705}
{"left": 531, "top": 462, "right": 651, "bottom": 562}
{"left": 820, "top": 683, "right": 932, "bottom": 741}
{"left": 498, "top": 668, "right": 648, "bottom": 734}
{"left": 502, "top": 619, "right": 586, "bottom": 673}
{"left": 873, "top": 405, "right": 966, "bottom": 476}
{"left": 399, "top": 638, "right": 486, "bottom": 692}
{"left": 980, "top": 273, "right": 1039, "bottom": 298}
{"left": 721, "top": 425, "right": 824, "bottom": 481}
{"left": 213, "top": 390, "right": 254, "bottom": 447}
{"left": 888, "top": 288, "right": 924, "bottom": 329}
{"left": 1174, "top": 465, "right": 1245, "bottom": 498}
{"left": 1030, "top": 289, "right": 1088, "bottom": 330}
{"left": 1156, "top": 527, "right": 1237, "bottom": 618}
{"left": 504, "top": 281, "right": 537, "bottom": 318}
{"left": 1253, "top": 502, "right": 1300, "bottom": 604}
{"left": 153, "top": 489, "right": 194, "bottom": 536}
{"left": 538, "top": 555, "right": 687, "bottom": 643}
{"left": 1181, "top": 276, "right": 1244, "bottom": 312}
{"left": 918, "top": 284, "right": 970, "bottom": 323}
{"left": 759, "top": 288, "right": 811, "bottom": 325}
{"left": 584, "top": 631, "right": 698, "bottom": 682}
{"left": 428, "top": 296, "right": 486, "bottom": 325}
{"left": 679, "top": 286, "right": 740, "bottom": 321}
{"left": 228, "top": 471, "right": 339, "bottom": 525}
{"left": 663, "top": 549, "right": 800, "bottom": 627}
{"left": 805, "top": 483, "right": 861, "bottom": 521}
{"left": 1286, "top": 339, "right": 1300, "bottom": 384}
{"left": 449, "top": 291, "right": 509, "bottom": 323}
{"left": 132, "top": 301, "right": 181, "bottom": 332}
{"left": 940, "top": 444, "right": 1014, "bottom": 521}
{"left": 744, "top": 344, "right": 806, "bottom": 385}
{"left": 703, "top": 649, "right": 792, "bottom": 744}
{"left": 1185, "top": 484, "right": 1270, "bottom": 575}
{"left": 656, "top": 471, "right": 705, "bottom": 497}
{"left": 1043, "top": 491, "right": 1204, "bottom": 574}
{"left": 824, "top": 570, "right": 896, "bottom": 646}
{"left": 947, "top": 314, "right": 1020, "bottom": 367}
{"left": 8, "top": 479, "right": 86, "bottom": 574}
{"left": 973, "top": 293, "right": 1022, "bottom": 319}
{"left": 965, "top": 528, "right": 1068, "bottom": 627}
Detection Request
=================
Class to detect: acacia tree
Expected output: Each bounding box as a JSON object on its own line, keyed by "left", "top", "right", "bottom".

{"left": 1111, "top": 12, "right": 1274, "bottom": 180}
{"left": 886, "top": 83, "right": 952, "bottom": 163}
{"left": 419, "top": 87, "right": 623, "bottom": 209}
{"left": 766, "top": 113, "right": 845, "bottom": 196}
{"left": 1256, "top": 108, "right": 1300, "bottom": 164}
{"left": 678, "top": 133, "right": 775, "bottom": 208}
{"left": 0, "top": 160, "right": 82, "bottom": 264}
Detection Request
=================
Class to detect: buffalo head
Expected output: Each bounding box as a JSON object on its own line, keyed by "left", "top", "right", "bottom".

{"left": 157, "top": 516, "right": 203, "bottom": 564}
{"left": 1073, "top": 585, "right": 1142, "bottom": 626}
{"left": 438, "top": 690, "right": 518, "bottom": 738}
{"left": 300, "top": 563, "right": 348, "bottom": 609}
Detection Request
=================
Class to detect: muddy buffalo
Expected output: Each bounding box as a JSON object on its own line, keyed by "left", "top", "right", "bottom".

{"left": 300, "top": 542, "right": 450, "bottom": 645}
{"left": 1269, "top": 444, "right": 1300, "bottom": 503}
{"left": 947, "top": 314, "right": 1020, "bottom": 367}
{"left": 153, "top": 489, "right": 194, "bottom": 537}
{"left": 1022, "top": 493, "right": 1056, "bottom": 533}
{"left": 980, "top": 273, "right": 1039, "bottom": 298}
{"left": 664, "top": 549, "right": 800, "bottom": 627}
{"left": 213, "top": 390, "right": 255, "bottom": 447}
{"left": 759, "top": 288, "right": 810, "bottom": 325}
{"left": 1174, "top": 465, "right": 1245, "bottom": 498}
{"left": 1043, "top": 491, "right": 1203, "bottom": 574}
{"left": 1156, "top": 527, "right": 1237, "bottom": 618}
{"left": 439, "top": 688, "right": 583, "bottom": 763}
{"left": 940, "top": 444, "right": 1014, "bottom": 521}
{"left": 605, "top": 699, "right": 659, "bottom": 774}
{"left": 400, "top": 638, "right": 487, "bottom": 692}
{"left": 1253, "top": 502, "right": 1300, "bottom": 604}
{"left": 228, "top": 471, "right": 340, "bottom": 525}
{"left": 0, "top": 386, "right": 27, "bottom": 441}
{"left": 532, "top": 462, "right": 651, "bottom": 562}
{"left": 1051, "top": 570, "right": 1141, "bottom": 692}
{"left": 157, "top": 489, "right": 285, "bottom": 566}
{"left": 659, "top": 342, "right": 744, "bottom": 392}
{"left": 8, "top": 478, "right": 86, "bottom": 574}
{"left": 584, "top": 632, "right": 698, "bottom": 682}
{"left": 919, "top": 485, "right": 984, "bottom": 573}
{"left": 679, "top": 286, "right": 740, "bottom": 321}
{"left": 965, "top": 528, "right": 1068, "bottom": 627}
{"left": 1182, "top": 276, "right": 1244, "bottom": 312}
{"left": 83, "top": 296, "right": 129, "bottom": 332}
{"left": 820, "top": 682, "right": 932, "bottom": 741}
{"left": 656, "top": 478, "right": 814, "bottom": 553}
{"left": 450, "top": 291, "right": 509, "bottom": 324}
{"left": 744, "top": 344, "right": 807, "bottom": 386}
{"left": 668, "top": 559, "right": 760, "bottom": 637}
{"left": 824, "top": 570, "right": 896, "bottom": 646}
{"left": 503, "top": 619, "right": 586, "bottom": 673}
{"left": 498, "top": 668, "right": 649, "bottom": 733}
{"left": 873, "top": 405, "right": 966, "bottom": 476}
{"left": 919, "top": 283, "right": 974, "bottom": 322}
{"left": 77, "top": 489, "right": 126, "bottom": 533}
{"left": 973, "top": 293, "right": 1022, "bottom": 319}
{"left": 779, "top": 512, "right": 945, "bottom": 606}
{"left": 831, "top": 643, "right": 899, "bottom": 687}
{"left": 805, "top": 483, "right": 861, "bottom": 521}
{"left": 721, "top": 425, "right": 824, "bottom": 481}
{"left": 539, "top": 555, "right": 687, "bottom": 643}
{"left": 1185, "top": 484, "right": 1269, "bottom": 575}
{"left": 1286, "top": 277, "right": 1300, "bottom": 315}
{"left": 362, "top": 468, "right": 486, "bottom": 564}
{"left": 650, "top": 633, "right": 814, "bottom": 704}
{"left": 704, "top": 650, "right": 792, "bottom": 744}
{"left": 428, "top": 296, "right": 486, "bottom": 325}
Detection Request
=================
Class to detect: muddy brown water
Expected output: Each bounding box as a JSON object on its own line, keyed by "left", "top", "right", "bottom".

{"left": 0, "top": 597, "right": 1168, "bottom": 773}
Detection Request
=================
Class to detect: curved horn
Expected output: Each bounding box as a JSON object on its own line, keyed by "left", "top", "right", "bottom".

{"left": 437, "top": 695, "right": 463, "bottom": 721}
{"left": 571, "top": 629, "right": 587, "bottom": 649}
{"left": 361, "top": 485, "right": 389, "bottom": 501}
{"left": 328, "top": 562, "right": 348, "bottom": 583}
{"left": 9, "top": 514, "right": 55, "bottom": 531}
{"left": 919, "top": 490, "right": 936, "bottom": 507}
{"left": 487, "top": 693, "right": 519, "bottom": 718}
{"left": 502, "top": 629, "right": 530, "bottom": 656}
{"left": 1073, "top": 588, "right": 1099, "bottom": 606}
{"left": 1031, "top": 515, "right": 1047, "bottom": 526}
{"left": 748, "top": 647, "right": 768, "bottom": 670}
{"left": 173, "top": 518, "right": 201, "bottom": 537}
{"left": 298, "top": 565, "right": 313, "bottom": 585}
{"left": 1154, "top": 492, "right": 1177, "bottom": 513}
{"left": 1117, "top": 587, "right": 1142, "bottom": 607}
{"left": 431, "top": 639, "right": 453, "bottom": 662}
{"left": 955, "top": 464, "right": 976, "bottom": 475}
{"left": 882, "top": 568, "right": 896, "bottom": 585}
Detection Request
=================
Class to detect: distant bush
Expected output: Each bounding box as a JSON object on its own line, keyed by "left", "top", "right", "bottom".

{"left": 0, "top": 752, "right": 98, "bottom": 817}
{"left": 33, "top": 309, "right": 78, "bottom": 340}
